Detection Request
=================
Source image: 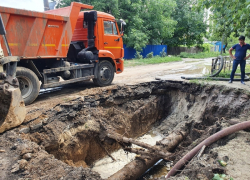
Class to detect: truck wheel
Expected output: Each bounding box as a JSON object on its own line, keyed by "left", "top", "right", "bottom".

{"left": 93, "top": 60, "right": 115, "bottom": 87}
{"left": 16, "top": 67, "right": 40, "bottom": 105}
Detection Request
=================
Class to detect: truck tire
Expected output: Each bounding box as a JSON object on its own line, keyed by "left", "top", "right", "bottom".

{"left": 93, "top": 60, "right": 115, "bottom": 87}
{"left": 16, "top": 67, "right": 40, "bottom": 105}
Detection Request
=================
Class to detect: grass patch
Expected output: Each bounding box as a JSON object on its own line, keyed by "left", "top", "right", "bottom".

{"left": 189, "top": 76, "right": 213, "bottom": 86}
{"left": 179, "top": 52, "right": 229, "bottom": 59}
{"left": 217, "top": 71, "right": 231, "bottom": 78}
{"left": 124, "top": 56, "right": 182, "bottom": 67}
{"left": 215, "top": 64, "right": 250, "bottom": 78}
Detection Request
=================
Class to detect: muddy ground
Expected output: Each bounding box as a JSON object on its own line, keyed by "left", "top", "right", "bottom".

{"left": 1, "top": 79, "right": 250, "bottom": 180}
{"left": 26, "top": 58, "right": 250, "bottom": 122}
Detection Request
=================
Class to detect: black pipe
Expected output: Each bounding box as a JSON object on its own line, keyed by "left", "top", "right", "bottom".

{"left": 181, "top": 75, "right": 250, "bottom": 81}
{"left": 85, "top": 11, "right": 97, "bottom": 48}
{"left": 210, "top": 55, "right": 224, "bottom": 77}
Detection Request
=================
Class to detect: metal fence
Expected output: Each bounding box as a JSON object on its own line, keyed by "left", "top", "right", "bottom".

{"left": 123, "top": 45, "right": 167, "bottom": 59}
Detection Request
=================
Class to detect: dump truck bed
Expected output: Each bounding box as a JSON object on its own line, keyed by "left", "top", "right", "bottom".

{"left": 0, "top": 2, "right": 93, "bottom": 59}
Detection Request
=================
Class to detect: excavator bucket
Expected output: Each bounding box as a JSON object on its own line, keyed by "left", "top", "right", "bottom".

{"left": 0, "top": 14, "right": 26, "bottom": 133}
{"left": 0, "top": 85, "right": 26, "bottom": 133}
{"left": 0, "top": 58, "right": 26, "bottom": 133}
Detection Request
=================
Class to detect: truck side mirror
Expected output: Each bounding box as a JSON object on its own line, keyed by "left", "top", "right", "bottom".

{"left": 0, "top": 14, "right": 6, "bottom": 35}
{"left": 119, "top": 19, "right": 126, "bottom": 36}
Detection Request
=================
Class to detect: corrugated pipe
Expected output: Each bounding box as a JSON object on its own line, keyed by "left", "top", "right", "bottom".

{"left": 166, "top": 120, "right": 250, "bottom": 178}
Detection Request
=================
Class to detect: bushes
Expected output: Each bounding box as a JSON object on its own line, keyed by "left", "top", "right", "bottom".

{"left": 200, "top": 43, "right": 213, "bottom": 52}
{"left": 160, "top": 47, "right": 167, "bottom": 57}
{"left": 135, "top": 51, "right": 143, "bottom": 59}
{"left": 136, "top": 48, "right": 167, "bottom": 59}
{"left": 146, "top": 52, "right": 154, "bottom": 58}
{"left": 179, "top": 52, "right": 191, "bottom": 58}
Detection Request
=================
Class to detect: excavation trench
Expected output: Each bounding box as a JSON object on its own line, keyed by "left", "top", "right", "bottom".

{"left": 12, "top": 81, "right": 250, "bottom": 180}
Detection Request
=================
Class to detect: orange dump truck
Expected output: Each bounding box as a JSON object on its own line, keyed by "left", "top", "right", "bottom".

{"left": 0, "top": 2, "right": 125, "bottom": 105}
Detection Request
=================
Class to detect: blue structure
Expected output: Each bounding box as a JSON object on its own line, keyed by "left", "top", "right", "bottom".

{"left": 49, "top": 1, "right": 56, "bottom": 10}
{"left": 123, "top": 45, "right": 167, "bottom": 59}
{"left": 214, "top": 41, "right": 222, "bottom": 52}
{"left": 123, "top": 45, "right": 136, "bottom": 59}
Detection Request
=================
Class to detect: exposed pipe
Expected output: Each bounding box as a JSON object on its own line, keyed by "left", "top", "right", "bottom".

{"left": 77, "top": 11, "right": 98, "bottom": 63}
{"left": 108, "top": 131, "right": 186, "bottom": 180}
{"left": 181, "top": 75, "right": 250, "bottom": 81}
{"left": 166, "top": 120, "right": 250, "bottom": 178}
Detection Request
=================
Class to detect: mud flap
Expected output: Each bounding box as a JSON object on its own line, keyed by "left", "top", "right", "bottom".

{"left": 0, "top": 86, "right": 26, "bottom": 133}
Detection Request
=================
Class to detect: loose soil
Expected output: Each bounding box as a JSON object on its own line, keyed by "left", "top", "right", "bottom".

{"left": 1, "top": 80, "right": 250, "bottom": 180}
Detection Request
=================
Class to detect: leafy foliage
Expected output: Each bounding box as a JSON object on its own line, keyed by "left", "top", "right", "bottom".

{"left": 146, "top": 52, "right": 154, "bottom": 59}
{"left": 227, "top": 33, "right": 241, "bottom": 50}
{"left": 212, "top": 174, "right": 233, "bottom": 180}
{"left": 134, "top": 51, "right": 143, "bottom": 59}
{"left": 200, "top": 43, "right": 213, "bottom": 52}
{"left": 198, "top": 0, "right": 250, "bottom": 40}
{"left": 56, "top": 0, "right": 119, "bottom": 16}
{"left": 164, "top": 0, "right": 207, "bottom": 47}
{"left": 160, "top": 48, "right": 167, "bottom": 57}
{"left": 56, "top": 0, "right": 177, "bottom": 51}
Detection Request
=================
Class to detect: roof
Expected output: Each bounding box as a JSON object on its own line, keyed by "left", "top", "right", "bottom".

{"left": 78, "top": 10, "right": 115, "bottom": 20}
{"left": 97, "top": 11, "right": 115, "bottom": 19}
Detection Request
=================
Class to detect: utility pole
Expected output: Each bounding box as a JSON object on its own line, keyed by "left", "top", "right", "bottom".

{"left": 44, "top": 0, "right": 50, "bottom": 11}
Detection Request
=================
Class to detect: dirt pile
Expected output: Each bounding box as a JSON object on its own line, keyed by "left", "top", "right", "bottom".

{"left": 1, "top": 80, "right": 250, "bottom": 179}
{"left": 0, "top": 131, "right": 101, "bottom": 180}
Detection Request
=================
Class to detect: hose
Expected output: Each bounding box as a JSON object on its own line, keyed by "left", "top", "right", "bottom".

{"left": 210, "top": 55, "right": 224, "bottom": 77}
{"left": 181, "top": 75, "right": 250, "bottom": 81}
{"left": 166, "top": 120, "right": 250, "bottom": 178}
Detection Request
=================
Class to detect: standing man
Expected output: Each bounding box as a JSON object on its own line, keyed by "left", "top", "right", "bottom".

{"left": 229, "top": 36, "right": 250, "bottom": 85}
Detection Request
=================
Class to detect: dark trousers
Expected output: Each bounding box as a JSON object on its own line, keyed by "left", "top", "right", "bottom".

{"left": 230, "top": 60, "right": 246, "bottom": 82}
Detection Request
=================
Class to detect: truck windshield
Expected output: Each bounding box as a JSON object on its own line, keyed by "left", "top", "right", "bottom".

{"left": 104, "top": 21, "right": 118, "bottom": 35}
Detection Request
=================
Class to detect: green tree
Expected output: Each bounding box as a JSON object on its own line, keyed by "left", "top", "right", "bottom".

{"left": 164, "top": 0, "right": 207, "bottom": 47}
{"left": 56, "top": 0, "right": 177, "bottom": 51}
{"left": 198, "top": 0, "right": 250, "bottom": 41}
{"left": 57, "top": 0, "right": 119, "bottom": 16}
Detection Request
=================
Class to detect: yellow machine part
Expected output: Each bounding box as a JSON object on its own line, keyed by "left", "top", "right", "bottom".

{"left": 0, "top": 86, "right": 26, "bottom": 133}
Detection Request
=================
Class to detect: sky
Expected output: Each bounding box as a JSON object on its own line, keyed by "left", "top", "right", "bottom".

{"left": 0, "top": 0, "right": 48, "bottom": 12}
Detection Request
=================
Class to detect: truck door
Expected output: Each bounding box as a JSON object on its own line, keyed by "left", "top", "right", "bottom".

{"left": 103, "top": 20, "right": 123, "bottom": 59}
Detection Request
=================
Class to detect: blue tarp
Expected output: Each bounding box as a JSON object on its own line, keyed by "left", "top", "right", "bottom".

{"left": 215, "top": 41, "right": 222, "bottom": 52}
{"left": 123, "top": 45, "right": 167, "bottom": 59}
